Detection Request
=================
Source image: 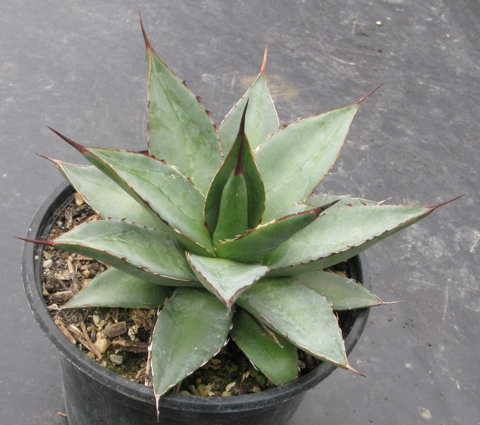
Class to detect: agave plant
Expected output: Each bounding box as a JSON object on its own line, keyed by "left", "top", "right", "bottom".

{"left": 24, "top": 21, "right": 454, "bottom": 408}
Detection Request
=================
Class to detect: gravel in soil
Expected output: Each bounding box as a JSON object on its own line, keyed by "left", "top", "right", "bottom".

{"left": 41, "top": 196, "right": 342, "bottom": 396}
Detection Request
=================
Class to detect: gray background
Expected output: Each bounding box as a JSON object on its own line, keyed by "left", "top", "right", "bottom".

{"left": 1, "top": 0, "right": 478, "bottom": 423}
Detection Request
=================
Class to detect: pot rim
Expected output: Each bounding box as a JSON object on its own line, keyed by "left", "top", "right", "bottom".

{"left": 22, "top": 181, "right": 371, "bottom": 413}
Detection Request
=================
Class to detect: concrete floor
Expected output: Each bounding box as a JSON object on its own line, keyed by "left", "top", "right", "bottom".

{"left": 1, "top": 0, "right": 479, "bottom": 423}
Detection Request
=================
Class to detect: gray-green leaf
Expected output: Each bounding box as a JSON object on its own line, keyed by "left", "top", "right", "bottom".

{"left": 81, "top": 148, "right": 215, "bottom": 257}
{"left": 151, "top": 288, "right": 233, "bottom": 398}
{"left": 146, "top": 36, "right": 222, "bottom": 194}
{"left": 65, "top": 268, "right": 173, "bottom": 309}
{"left": 231, "top": 308, "right": 298, "bottom": 385}
{"left": 218, "top": 68, "right": 278, "bottom": 153}
{"left": 255, "top": 103, "right": 359, "bottom": 221}
{"left": 57, "top": 162, "right": 166, "bottom": 230}
{"left": 186, "top": 254, "right": 269, "bottom": 309}
{"left": 54, "top": 220, "right": 198, "bottom": 285}
{"left": 238, "top": 278, "right": 348, "bottom": 368}
{"left": 264, "top": 204, "right": 434, "bottom": 275}
{"left": 292, "top": 270, "right": 382, "bottom": 310}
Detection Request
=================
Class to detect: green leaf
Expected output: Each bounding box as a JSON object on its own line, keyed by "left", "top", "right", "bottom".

{"left": 292, "top": 270, "right": 382, "bottom": 310}
{"left": 255, "top": 103, "right": 360, "bottom": 221}
{"left": 81, "top": 148, "right": 215, "bottom": 257}
{"left": 230, "top": 309, "right": 298, "bottom": 385}
{"left": 57, "top": 162, "right": 167, "bottom": 230}
{"left": 218, "top": 53, "right": 278, "bottom": 153}
{"left": 205, "top": 104, "right": 265, "bottom": 234}
{"left": 264, "top": 204, "right": 434, "bottom": 275}
{"left": 238, "top": 278, "right": 349, "bottom": 368}
{"left": 186, "top": 254, "right": 269, "bottom": 309}
{"left": 151, "top": 288, "right": 233, "bottom": 398}
{"left": 212, "top": 171, "right": 249, "bottom": 246}
{"left": 215, "top": 205, "right": 331, "bottom": 263}
{"left": 145, "top": 32, "right": 222, "bottom": 195}
{"left": 54, "top": 220, "right": 198, "bottom": 285}
{"left": 65, "top": 268, "right": 173, "bottom": 309}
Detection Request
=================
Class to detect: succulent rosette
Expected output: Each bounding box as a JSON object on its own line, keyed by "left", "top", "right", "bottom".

{"left": 25, "top": 21, "right": 452, "bottom": 406}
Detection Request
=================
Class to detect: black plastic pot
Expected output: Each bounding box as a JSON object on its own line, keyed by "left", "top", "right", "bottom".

{"left": 22, "top": 182, "right": 371, "bottom": 425}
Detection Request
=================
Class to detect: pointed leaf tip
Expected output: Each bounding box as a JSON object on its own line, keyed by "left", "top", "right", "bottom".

{"left": 233, "top": 102, "right": 250, "bottom": 177}
{"left": 47, "top": 127, "right": 87, "bottom": 154}
{"left": 36, "top": 153, "right": 61, "bottom": 165}
{"left": 431, "top": 194, "right": 464, "bottom": 210}
{"left": 260, "top": 46, "right": 268, "bottom": 74}
{"left": 358, "top": 83, "right": 385, "bottom": 105}
{"left": 139, "top": 13, "right": 152, "bottom": 50}
{"left": 15, "top": 236, "right": 54, "bottom": 247}
{"left": 239, "top": 100, "right": 249, "bottom": 132}
{"left": 310, "top": 199, "right": 340, "bottom": 217}
{"left": 346, "top": 363, "right": 366, "bottom": 377}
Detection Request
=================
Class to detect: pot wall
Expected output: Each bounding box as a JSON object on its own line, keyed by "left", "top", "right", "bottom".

{"left": 23, "top": 182, "right": 371, "bottom": 425}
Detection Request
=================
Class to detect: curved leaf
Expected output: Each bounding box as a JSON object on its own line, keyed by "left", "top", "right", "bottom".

{"left": 218, "top": 52, "right": 279, "bottom": 153}
{"left": 264, "top": 204, "right": 434, "bottom": 275}
{"left": 238, "top": 278, "right": 349, "bottom": 368}
{"left": 186, "top": 254, "right": 269, "bottom": 309}
{"left": 65, "top": 268, "right": 173, "bottom": 309}
{"left": 81, "top": 148, "right": 215, "bottom": 257}
{"left": 57, "top": 162, "right": 167, "bottom": 230}
{"left": 292, "top": 270, "right": 382, "bottom": 310}
{"left": 231, "top": 309, "right": 298, "bottom": 385}
{"left": 54, "top": 220, "right": 198, "bottom": 285}
{"left": 255, "top": 103, "right": 359, "bottom": 221}
{"left": 151, "top": 288, "right": 233, "bottom": 399}
{"left": 143, "top": 26, "right": 222, "bottom": 194}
